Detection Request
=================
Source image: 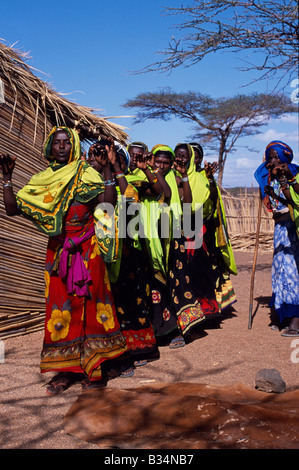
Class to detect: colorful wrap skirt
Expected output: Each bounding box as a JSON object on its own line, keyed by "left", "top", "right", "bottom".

{"left": 40, "top": 201, "right": 128, "bottom": 380}
{"left": 203, "top": 217, "right": 237, "bottom": 312}
{"left": 167, "top": 234, "right": 218, "bottom": 337}
{"left": 150, "top": 227, "right": 223, "bottom": 339}
{"left": 110, "top": 237, "right": 158, "bottom": 361}
{"left": 270, "top": 217, "right": 299, "bottom": 323}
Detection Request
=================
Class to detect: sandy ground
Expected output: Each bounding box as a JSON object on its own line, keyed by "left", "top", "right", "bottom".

{"left": 0, "top": 250, "right": 298, "bottom": 449}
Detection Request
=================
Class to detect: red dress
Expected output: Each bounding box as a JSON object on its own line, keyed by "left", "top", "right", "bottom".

{"left": 40, "top": 201, "right": 128, "bottom": 381}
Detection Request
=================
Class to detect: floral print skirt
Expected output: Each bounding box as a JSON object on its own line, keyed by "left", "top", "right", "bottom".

{"left": 110, "top": 238, "right": 158, "bottom": 361}
{"left": 270, "top": 217, "right": 299, "bottom": 323}
{"left": 41, "top": 202, "right": 127, "bottom": 380}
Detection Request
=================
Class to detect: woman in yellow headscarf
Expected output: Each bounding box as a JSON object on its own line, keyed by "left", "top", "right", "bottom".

{"left": 174, "top": 143, "right": 237, "bottom": 316}
{"left": 189, "top": 142, "right": 237, "bottom": 312}
{"left": 0, "top": 127, "right": 128, "bottom": 394}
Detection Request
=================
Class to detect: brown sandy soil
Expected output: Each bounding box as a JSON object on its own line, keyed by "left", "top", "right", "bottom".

{"left": 0, "top": 250, "right": 298, "bottom": 449}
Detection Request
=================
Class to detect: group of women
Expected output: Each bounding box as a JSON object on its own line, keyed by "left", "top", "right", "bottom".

{"left": 0, "top": 126, "right": 298, "bottom": 396}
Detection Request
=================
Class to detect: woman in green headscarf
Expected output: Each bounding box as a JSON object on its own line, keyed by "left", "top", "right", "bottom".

{"left": 144, "top": 145, "right": 182, "bottom": 342}
{"left": 0, "top": 127, "right": 128, "bottom": 394}
{"left": 166, "top": 144, "right": 222, "bottom": 342}
{"left": 175, "top": 143, "right": 237, "bottom": 316}
{"left": 189, "top": 142, "right": 237, "bottom": 311}
{"left": 146, "top": 144, "right": 208, "bottom": 348}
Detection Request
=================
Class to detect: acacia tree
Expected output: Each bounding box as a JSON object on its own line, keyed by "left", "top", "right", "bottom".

{"left": 141, "top": 0, "right": 298, "bottom": 87}
{"left": 123, "top": 89, "right": 297, "bottom": 186}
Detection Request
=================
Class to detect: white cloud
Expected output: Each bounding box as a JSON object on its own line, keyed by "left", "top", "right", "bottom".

{"left": 277, "top": 113, "right": 299, "bottom": 124}
{"left": 236, "top": 157, "right": 257, "bottom": 169}
{"left": 255, "top": 128, "right": 299, "bottom": 143}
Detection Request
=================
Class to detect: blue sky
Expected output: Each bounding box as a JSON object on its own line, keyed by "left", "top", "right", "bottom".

{"left": 1, "top": 0, "right": 298, "bottom": 187}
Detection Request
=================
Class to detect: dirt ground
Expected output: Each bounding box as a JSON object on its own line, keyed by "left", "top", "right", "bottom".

{"left": 0, "top": 250, "right": 298, "bottom": 449}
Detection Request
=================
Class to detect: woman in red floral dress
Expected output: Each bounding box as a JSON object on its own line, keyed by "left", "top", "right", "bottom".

{"left": 0, "top": 127, "right": 128, "bottom": 394}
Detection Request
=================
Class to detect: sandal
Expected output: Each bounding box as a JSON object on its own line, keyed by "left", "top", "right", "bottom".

{"left": 46, "top": 372, "right": 78, "bottom": 396}
{"left": 281, "top": 328, "right": 299, "bottom": 337}
{"left": 81, "top": 377, "right": 107, "bottom": 391}
{"left": 134, "top": 360, "right": 147, "bottom": 367}
{"left": 120, "top": 366, "right": 135, "bottom": 378}
{"left": 169, "top": 335, "right": 185, "bottom": 349}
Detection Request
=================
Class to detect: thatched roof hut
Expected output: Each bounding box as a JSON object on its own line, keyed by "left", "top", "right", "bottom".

{"left": 0, "top": 41, "right": 129, "bottom": 339}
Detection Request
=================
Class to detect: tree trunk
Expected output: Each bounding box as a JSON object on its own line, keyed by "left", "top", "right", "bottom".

{"left": 217, "top": 135, "right": 226, "bottom": 187}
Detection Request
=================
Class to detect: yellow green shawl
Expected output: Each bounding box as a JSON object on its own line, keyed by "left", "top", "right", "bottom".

{"left": 150, "top": 145, "right": 182, "bottom": 274}
{"left": 173, "top": 143, "right": 211, "bottom": 218}
{"left": 16, "top": 126, "right": 104, "bottom": 236}
{"left": 213, "top": 187, "right": 237, "bottom": 275}
{"left": 175, "top": 143, "right": 237, "bottom": 275}
{"left": 290, "top": 173, "right": 299, "bottom": 237}
{"left": 123, "top": 163, "right": 167, "bottom": 279}
{"left": 94, "top": 183, "right": 140, "bottom": 283}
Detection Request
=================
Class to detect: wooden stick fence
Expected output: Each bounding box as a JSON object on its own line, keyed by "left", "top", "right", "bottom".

{"left": 221, "top": 188, "right": 274, "bottom": 251}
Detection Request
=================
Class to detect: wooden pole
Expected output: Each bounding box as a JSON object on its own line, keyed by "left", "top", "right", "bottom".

{"left": 248, "top": 191, "right": 263, "bottom": 329}
{"left": 248, "top": 153, "right": 265, "bottom": 329}
{"left": 248, "top": 154, "right": 266, "bottom": 330}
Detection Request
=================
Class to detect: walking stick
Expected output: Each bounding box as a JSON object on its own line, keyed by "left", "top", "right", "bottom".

{"left": 248, "top": 154, "right": 265, "bottom": 329}
{"left": 248, "top": 192, "right": 263, "bottom": 329}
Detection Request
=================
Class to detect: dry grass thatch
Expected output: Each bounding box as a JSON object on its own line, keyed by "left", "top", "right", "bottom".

{"left": 0, "top": 40, "right": 129, "bottom": 144}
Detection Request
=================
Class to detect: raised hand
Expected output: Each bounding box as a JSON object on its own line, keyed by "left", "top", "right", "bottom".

{"left": 0, "top": 153, "right": 21, "bottom": 216}
{"left": 276, "top": 162, "right": 294, "bottom": 180}
{"left": 173, "top": 158, "right": 187, "bottom": 176}
{"left": 0, "top": 153, "right": 17, "bottom": 179}
{"left": 264, "top": 185, "right": 276, "bottom": 198}
{"left": 204, "top": 160, "right": 218, "bottom": 179}
{"left": 93, "top": 145, "right": 108, "bottom": 167}
{"left": 145, "top": 152, "right": 155, "bottom": 169}
{"left": 135, "top": 153, "right": 148, "bottom": 170}
{"left": 106, "top": 138, "right": 117, "bottom": 166}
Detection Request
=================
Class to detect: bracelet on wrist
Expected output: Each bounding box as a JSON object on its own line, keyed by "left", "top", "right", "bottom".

{"left": 104, "top": 179, "right": 116, "bottom": 186}
{"left": 115, "top": 172, "right": 125, "bottom": 179}
{"left": 287, "top": 176, "right": 297, "bottom": 185}
{"left": 278, "top": 177, "right": 287, "bottom": 184}
{"left": 181, "top": 176, "right": 189, "bottom": 183}
{"left": 114, "top": 170, "right": 123, "bottom": 176}
{"left": 3, "top": 181, "right": 12, "bottom": 187}
{"left": 151, "top": 177, "right": 158, "bottom": 184}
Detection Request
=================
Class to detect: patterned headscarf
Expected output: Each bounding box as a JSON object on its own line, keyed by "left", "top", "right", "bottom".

{"left": 127, "top": 141, "right": 148, "bottom": 153}
{"left": 265, "top": 141, "right": 293, "bottom": 164}
{"left": 16, "top": 127, "right": 104, "bottom": 236}
{"left": 43, "top": 126, "right": 81, "bottom": 164}
{"left": 254, "top": 140, "right": 299, "bottom": 199}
